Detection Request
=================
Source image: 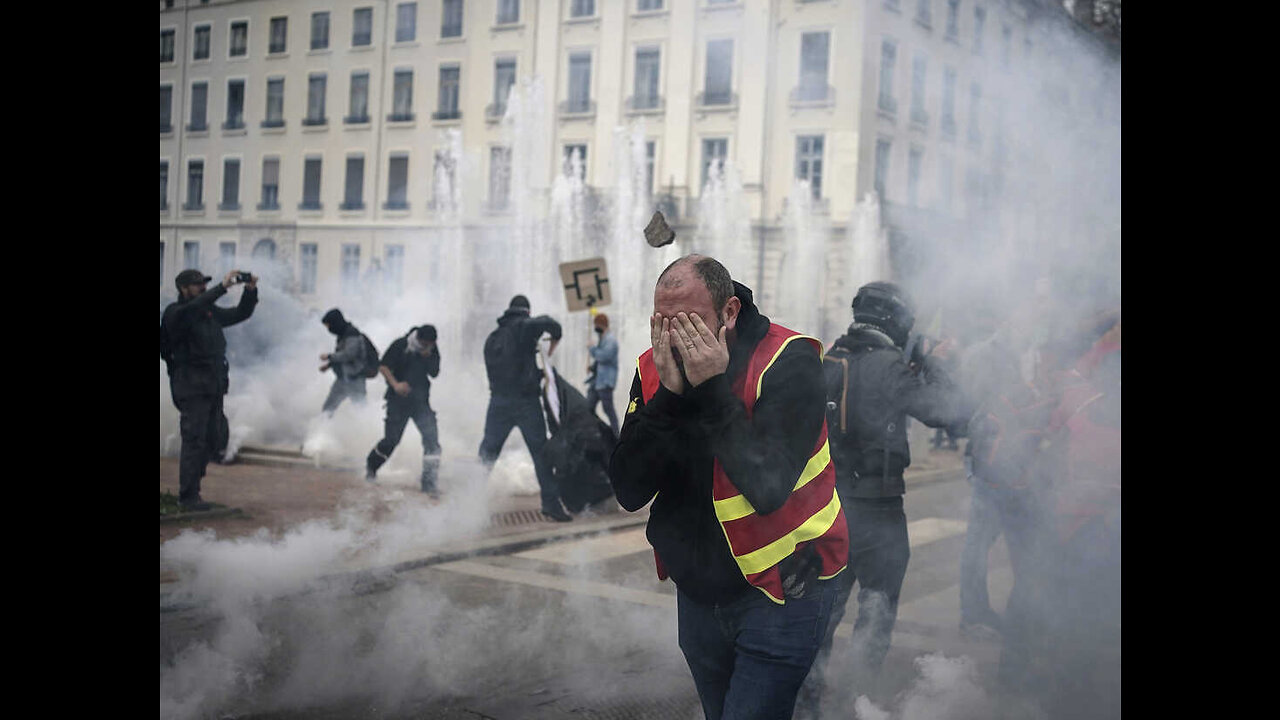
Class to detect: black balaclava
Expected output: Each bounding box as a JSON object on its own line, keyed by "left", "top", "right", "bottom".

{"left": 322, "top": 308, "right": 349, "bottom": 335}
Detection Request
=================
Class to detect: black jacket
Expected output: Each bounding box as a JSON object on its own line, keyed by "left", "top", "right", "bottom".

{"left": 380, "top": 334, "right": 441, "bottom": 407}
{"left": 824, "top": 323, "right": 965, "bottom": 498}
{"left": 160, "top": 284, "right": 258, "bottom": 400}
{"left": 608, "top": 282, "right": 827, "bottom": 606}
{"left": 486, "top": 309, "right": 563, "bottom": 397}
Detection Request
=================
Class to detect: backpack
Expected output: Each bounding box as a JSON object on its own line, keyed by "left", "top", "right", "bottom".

{"left": 484, "top": 320, "right": 528, "bottom": 391}
{"left": 359, "top": 333, "right": 381, "bottom": 378}
{"left": 822, "top": 345, "right": 855, "bottom": 438}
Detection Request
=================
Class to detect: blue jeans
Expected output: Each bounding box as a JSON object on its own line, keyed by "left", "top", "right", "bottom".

{"left": 677, "top": 580, "right": 838, "bottom": 720}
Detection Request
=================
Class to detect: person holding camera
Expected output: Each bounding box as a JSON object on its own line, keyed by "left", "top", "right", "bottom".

{"left": 160, "top": 268, "right": 258, "bottom": 511}
{"left": 798, "top": 281, "right": 967, "bottom": 711}
{"left": 365, "top": 325, "right": 442, "bottom": 496}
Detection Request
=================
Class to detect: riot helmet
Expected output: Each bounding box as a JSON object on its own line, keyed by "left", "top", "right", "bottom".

{"left": 852, "top": 281, "right": 915, "bottom": 348}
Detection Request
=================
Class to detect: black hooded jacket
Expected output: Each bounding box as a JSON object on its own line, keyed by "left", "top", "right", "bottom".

{"left": 608, "top": 282, "right": 828, "bottom": 605}
{"left": 824, "top": 323, "right": 966, "bottom": 498}
{"left": 485, "top": 309, "right": 563, "bottom": 397}
{"left": 160, "top": 284, "right": 258, "bottom": 399}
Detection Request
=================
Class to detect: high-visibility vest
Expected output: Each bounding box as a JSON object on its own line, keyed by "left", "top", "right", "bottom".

{"left": 636, "top": 323, "right": 849, "bottom": 604}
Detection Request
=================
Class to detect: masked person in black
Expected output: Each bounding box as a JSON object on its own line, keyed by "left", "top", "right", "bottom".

{"left": 160, "top": 268, "right": 259, "bottom": 511}
{"left": 366, "top": 325, "right": 442, "bottom": 496}
{"left": 319, "top": 308, "right": 370, "bottom": 415}
{"left": 798, "top": 282, "right": 968, "bottom": 712}
{"left": 479, "top": 295, "right": 569, "bottom": 521}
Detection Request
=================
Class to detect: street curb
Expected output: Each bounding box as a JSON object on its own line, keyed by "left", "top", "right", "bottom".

{"left": 159, "top": 511, "right": 650, "bottom": 613}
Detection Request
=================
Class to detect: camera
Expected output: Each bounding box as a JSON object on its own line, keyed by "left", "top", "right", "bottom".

{"left": 236, "top": 271, "right": 252, "bottom": 283}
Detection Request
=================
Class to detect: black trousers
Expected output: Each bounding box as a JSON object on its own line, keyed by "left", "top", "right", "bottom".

{"left": 175, "top": 393, "right": 225, "bottom": 504}
{"left": 799, "top": 493, "right": 910, "bottom": 713}
{"left": 367, "top": 401, "right": 441, "bottom": 492}
{"left": 478, "top": 394, "right": 559, "bottom": 512}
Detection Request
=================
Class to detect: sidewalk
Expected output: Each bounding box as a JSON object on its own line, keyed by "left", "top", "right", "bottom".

{"left": 159, "top": 448, "right": 965, "bottom": 590}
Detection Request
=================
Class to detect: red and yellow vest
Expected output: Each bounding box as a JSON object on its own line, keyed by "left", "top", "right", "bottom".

{"left": 636, "top": 323, "right": 849, "bottom": 604}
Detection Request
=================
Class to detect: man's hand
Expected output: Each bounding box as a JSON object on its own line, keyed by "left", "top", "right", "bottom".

{"left": 671, "top": 312, "right": 728, "bottom": 388}
{"left": 320, "top": 353, "right": 331, "bottom": 361}
{"left": 394, "top": 381, "right": 411, "bottom": 397}
{"left": 650, "top": 313, "right": 683, "bottom": 395}
{"left": 245, "top": 273, "right": 258, "bottom": 289}
{"left": 319, "top": 363, "right": 330, "bottom": 373}
{"left": 223, "top": 270, "right": 240, "bottom": 288}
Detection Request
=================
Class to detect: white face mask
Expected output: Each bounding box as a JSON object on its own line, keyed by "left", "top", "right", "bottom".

{"left": 407, "top": 332, "right": 426, "bottom": 354}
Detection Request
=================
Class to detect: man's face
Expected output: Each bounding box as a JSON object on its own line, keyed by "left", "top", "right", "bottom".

{"left": 653, "top": 269, "right": 737, "bottom": 368}
{"left": 417, "top": 340, "right": 435, "bottom": 356}
{"left": 180, "top": 282, "right": 206, "bottom": 300}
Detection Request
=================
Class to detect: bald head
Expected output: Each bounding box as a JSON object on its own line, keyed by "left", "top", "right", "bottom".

{"left": 657, "top": 254, "right": 734, "bottom": 314}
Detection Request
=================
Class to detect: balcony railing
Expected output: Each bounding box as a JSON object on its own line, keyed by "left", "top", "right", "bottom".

{"left": 558, "top": 99, "right": 596, "bottom": 116}
{"left": 383, "top": 200, "right": 410, "bottom": 211}
{"left": 877, "top": 95, "right": 897, "bottom": 116}
{"left": 388, "top": 112, "right": 416, "bottom": 122}
{"left": 431, "top": 109, "right": 461, "bottom": 121}
{"left": 260, "top": 118, "right": 285, "bottom": 128}
{"left": 486, "top": 102, "right": 507, "bottom": 121}
{"left": 302, "top": 116, "right": 328, "bottom": 126}
{"left": 221, "top": 118, "right": 245, "bottom": 130}
{"left": 790, "top": 84, "right": 834, "bottom": 106}
{"left": 441, "top": 24, "right": 463, "bottom": 38}
{"left": 339, "top": 200, "right": 365, "bottom": 211}
{"left": 186, "top": 120, "right": 208, "bottom": 132}
{"left": 160, "top": 122, "right": 172, "bottom": 134}
{"left": 625, "top": 95, "right": 665, "bottom": 113}
{"left": 344, "top": 113, "right": 370, "bottom": 124}
{"left": 696, "top": 91, "right": 738, "bottom": 109}
{"left": 910, "top": 107, "right": 929, "bottom": 127}
{"left": 218, "top": 202, "right": 241, "bottom": 211}
{"left": 298, "top": 200, "right": 322, "bottom": 211}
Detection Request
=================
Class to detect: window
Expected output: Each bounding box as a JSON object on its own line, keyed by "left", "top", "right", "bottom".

{"left": 300, "top": 244, "right": 318, "bottom": 294}
{"left": 306, "top": 74, "right": 327, "bottom": 124}
{"left": 945, "top": 0, "right": 959, "bottom": 40}
{"left": 1001, "top": 25, "right": 1011, "bottom": 66}
{"left": 568, "top": 53, "right": 592, "bottom": 112}
{"left": 269, "top": 17, "right": 287, "bottom": 54}
{"left": 973, "top": 6, "right": 985, "bottom": 54}
{"left": 184, "top": 241, "right": 200, "bottom": 269}
{"left": 353, "top": 8, "right": 373, "bottom": 46}
{"left": 385, "top": 245, "right": 404, "bottom": 296}
{"left": 796, "top": 135, "right": 824, "bottom": 199}
{"left": 907, "top": 147, "right": 922, "bottom": 206}
{"left": 301, "top": 157, "right": 322, "bottom": 209}
{"left": 219, "top": 242, "right": 237, "bottom": 276}
{"left": 910, "top": 55, "right": 927, "bottom": 124}
{"left": 264, "top": 78, "right": 284, "bottom": 127}
{"left": 260, "top": 158, "right": 280, "bottom": 209}
{"left": 436, "top": 66, "right": 460, "bottom": 119}
{"left": 225, "top": 80, "right": 245, "bottom": 129}
{"left": 701, "top": 138, "right": 727, "bottom": 190}
{"left": 571, "top": 0, "right": 595, "bottom": 17}
{"left": 645, "top": 140, "right": 656, "bottom": 197}
{"left": 396, "top": 3, "right": 417, "bottom": 42}
{"left": 634, "top": 47, "right": 660, "bottom": 109}
{"left": 497, "top": 0, "right": 520, "bottom": 24}
{"left": 703, "top": 40, "right": 733, "bottom": 105}
{"left": 798, "top": 32, "right": 830, "bottom": 101}
{"left": 915, "top": 0, "right": 932, "bottom": 26}
{"left": 638, "top": 0, "right": 663, "bottom": 10}
{"left": 348, "top": 72, "right": 370, "bottom": 122}
{"left": 343, "top": 156, "right": 365, "bottom": 209}
{"left": 391, "top": 69, "right": 414, "bottom": 121}
{"left": 968, "top": 82, "right": 982, "bottom": 144}
{"left": 386, "top": 155, "right": 409, "bottom": 209}
{"left": 941, "top": 67, "right": 956, "bottom": 138}
{"left": 185, "top": 160, "right": 204, "bottom": 210}
{"left": 342, "top": 245, "right": 361, "bottom": 294}
{"left": 221, "top": 158, "right": 240, "bottom": 209}
{"left": 160, "top": 86, "right": 173, "bottom": 132}
{"left": 939, "top": 154, "right": 953, "bottom": 209}
{"left": 563, "top": 144, "right": 587, "bottom": 180}
{"left": 311, "top": 12, "right": 330, "bottom": 50}
{"left": 230, "top": 21, "right": 248, "bottom": 57}
{"left": 160, "top": 161, "right": 169, "bottom": 210}
{"left": 874, "top": 139, "right": 890, "bottom": 197}
{"left": 160, "top": 29, "right": 175, "bottom": 63}
{"left": 878, "top": 40, "right": 896, "bottom": 114}
{"left": 442, "top": 0, "right": 463, "bottom": 37}
{"left": 194, "top": 24, "right": 210, "bottom": 60}
{"left": 189, "top": 82, "right": 208, "bottom": 131}
{"left": 493, "top": 58, "right": 517, "bottom": 116}
{"left": 489, "top": 146, "right": 512, "bottom": 209}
